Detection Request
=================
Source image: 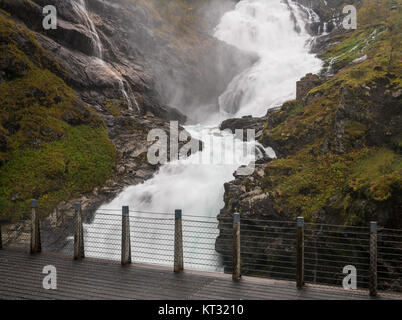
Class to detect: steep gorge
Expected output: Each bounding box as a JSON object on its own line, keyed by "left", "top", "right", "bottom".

{"left": 0, "top": 0, "right": 400, "bottom": 287}
{"left": 0, "top": 0, "right": 253, "bottom": 222}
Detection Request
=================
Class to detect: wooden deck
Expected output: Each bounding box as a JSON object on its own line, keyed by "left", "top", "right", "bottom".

{"left": 0, "top": 249, "right": 400, "bottom": 300}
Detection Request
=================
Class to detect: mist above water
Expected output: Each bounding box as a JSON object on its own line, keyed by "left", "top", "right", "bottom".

{"left": 85, "top": 125, "right": 270, "bottom": 269}
{"left": 84, "top": 0, "right": 321, "bottom": 270}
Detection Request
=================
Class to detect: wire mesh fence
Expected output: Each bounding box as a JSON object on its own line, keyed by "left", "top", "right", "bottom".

{"left": 82, "top": 210, "right": 220, "bottom": 270}
{"left": 378, "top": 227, "right": 402, "bottom": 292}
{"left": 1, "top": 206, "right": 401, "bottom": 295}
{"left": 182, "top": 215, "right": 223, "bottom": 272}
{"left": 217, "top": 217, "right": 297, "bottom": 281}
{"left": 304, "top": 223, "right": 371, "bottom": 289}
{"left": 0, "top": 219, "right": 30, "bottom": 250}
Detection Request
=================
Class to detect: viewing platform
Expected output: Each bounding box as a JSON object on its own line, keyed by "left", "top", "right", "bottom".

{"left": 1, "top": 203, "right": 401, "bottom": 300}
{"left": 1, "top": 249, "right": 400, "bottom": 300}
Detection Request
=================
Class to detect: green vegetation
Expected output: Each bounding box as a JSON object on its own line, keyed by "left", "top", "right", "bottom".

{"left": 104, "top": 100, "right": 123, "bottom": 117}
{"left": 0, "top": 126, "right": 115, "bottom": 221}
{"left": 349, "top": 148, "right": 402, "bottom": 202}
{"left": 0, "top": 13, "right": 116, "bottom": 220}
{"left": 262, "top": 147, "right": 401, "bottom": 224}
{"left": 259, "top": 0, "right": 402, "bottom": 225}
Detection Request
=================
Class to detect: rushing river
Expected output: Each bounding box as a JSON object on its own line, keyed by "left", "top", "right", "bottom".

{"left": 83, "top": 0, "right": 322, "bottom": 270}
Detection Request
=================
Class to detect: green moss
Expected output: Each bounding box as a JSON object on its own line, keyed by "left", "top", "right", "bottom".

{"left": 0, "top": 126, "right": 116, "bottom": 221}
{"left": 260, "top": 146, "right": 401, "bottom": 224}
{"left": 104, "top": 100, "right": 123, "bottom": 117}
{"left": 344, "top": 120, "right": 368, "bottom": 138}
{"left": 0, "top": 13, "right": 116, "bottom": 220}
{"left": 262, "top": 151, "right": 353, "bottom": 219}
{"left": 349, "top": 148, "right": 402, "bottom": 202}
{"left": 244, "top": 178, "right": 253, "bottom": 192}
{"left": 319, "top": 1, "right": 401, "bottom": 89}
{"left": 263, "top": 97, "right": 334, "bottom": 155}
{"left": 282, "top": 100, "right": 304, "bottom": 117}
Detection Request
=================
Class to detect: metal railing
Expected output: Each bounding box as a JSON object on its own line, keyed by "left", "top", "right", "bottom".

{"left": 303, "top": 222, "right": 371, "bottom": 289}
{"left": 1, "top": 200, "right": 401, "bottom": 297}
{"left": 378, "top": 227, "right": 402, "bottom": 291}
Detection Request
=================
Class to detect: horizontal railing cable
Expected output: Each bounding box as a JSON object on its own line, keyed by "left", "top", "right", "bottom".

{"left": 1, "top": 205, "right": 401, "bottom": 296}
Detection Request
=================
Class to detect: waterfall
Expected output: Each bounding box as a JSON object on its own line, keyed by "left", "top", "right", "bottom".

{"left": 85, "top": 126, "right": 272, "bottom": 269}
{"left": 83, "top": 0, "right": 321, "bottom": 270}
{"left": 71, "top": 0, "right": 103, "bottom": 59}
{"left": 117, "top": 78, "right": 134, "bottom": 110}
{"left": 215, "top": 0, "right": 322, "bottom": 116}
{"left": 323, "top": 22, "right": 328, "bottom": 35}
{"left": 71, "top": 0, "right": 136, "bottom": 110}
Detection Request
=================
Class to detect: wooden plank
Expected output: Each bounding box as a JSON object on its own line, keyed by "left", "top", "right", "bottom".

{"left": 0, "top": 251, "right": 213, "bottom": 300}
{"left": 0, "top": 262, "right": 210, "bottom": 300}
{"left": 0, "top": 249, "right": 400, "bottom": 300}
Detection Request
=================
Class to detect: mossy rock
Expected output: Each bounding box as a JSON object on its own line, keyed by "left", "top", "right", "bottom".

{"left": 0, "top": 12, "right": 116, "bottom": 221}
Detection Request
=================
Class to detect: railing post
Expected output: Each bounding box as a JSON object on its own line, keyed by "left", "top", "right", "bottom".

{"left": 296, "top": 217, "right": 304, "bottom": 289}
{"left": 369, "top": 221, "right": 377, "bottom": 297}
{"left": 0, "top": 223, "right": 2, "bottom": 249}
{"left": 232, "top": 213, "right": 241, "bottom": 280}
{"left": 174, "top": 209, "right": 183, "bottom": 272}
{"left": 121, "top": 206, "right": 131, "bottom": 265}
{"left": 74, "top": 202, "right": 85, "bottom": 260}
{"left": 30, "top": 199, "right": 41, "bottom": 254}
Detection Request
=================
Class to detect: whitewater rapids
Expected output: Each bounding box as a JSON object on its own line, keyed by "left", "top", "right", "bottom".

{"left": 215, "top": 0, "right": 322, "bottom": 117}
{"left": 83, "top": 0, "right": 322, "bottom": 270}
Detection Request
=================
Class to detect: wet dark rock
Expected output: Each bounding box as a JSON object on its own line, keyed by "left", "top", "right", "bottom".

{"left": 329, "top": 85, "right": 402, "bottom": 154}
{"left": 296, "top": 73, "right": 323, "bottom": 102}
{"left": 0, "top": 0, "right": 43, "bottom": 30}
{"left": 0, "top": 51, "right": 29, "bottom": 80}
{"left": 0, "top": 131, "right": 8, "bottom": 153}
{"left": 0, "top": 0, "right": 241, "bottom": 240}
{"left": 145, "top": 105, "right": 188, "bottom": 125}
{"left": 220, "top": 115, "right": 267, "bottom": 139}
{"left": 46, "top": 18, "right": 97, "bottom": 57}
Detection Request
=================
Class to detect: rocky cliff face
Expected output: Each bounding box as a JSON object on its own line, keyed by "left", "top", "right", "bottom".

{"left": 0, "top": 0, "right": 253, "bottom": 222}
{"left": 294, "top": 0, "right": 362, "bottom": 34}
{"left": 216, "top": 0, "right": 401, "bottom": 277}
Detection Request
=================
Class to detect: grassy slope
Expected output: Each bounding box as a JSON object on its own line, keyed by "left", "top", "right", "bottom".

{"left": 0, "top": 12, "right": 116, "bottom": 221}
{"left": 259, "top": 0, "right": 401, "bottom": 225}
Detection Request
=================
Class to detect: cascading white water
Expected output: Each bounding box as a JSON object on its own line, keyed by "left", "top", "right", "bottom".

{"left": 71, "top": 0, "right": 136, "bottom": 110}
{"left": 117, "top": 78, "right": 134, "bottom": 110}
{"left": 71, "top": 0, "right": 103, "bottom": 59}
{"left": 83, "top": 0, "right": 321, "bottom": 270}
{"left": 85, "top": 126, "right": 273, "bottom": 269}
{"left": 323, "top": 22, "right": 328, "bottom": 35}
{"left": 215, "top": 0, "right": 322, "bottom": 117}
